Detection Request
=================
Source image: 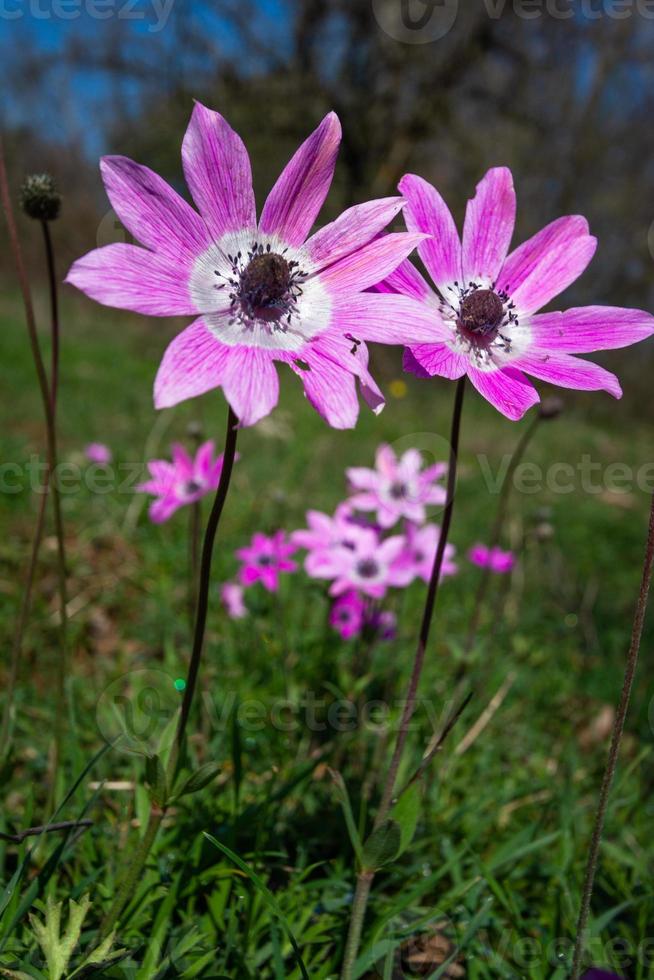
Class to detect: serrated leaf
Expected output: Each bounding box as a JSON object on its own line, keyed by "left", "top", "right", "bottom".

{"left": 362, "top": 820, "right": 401, "bottom": 871}
{"left": 393, "top": 782, "right": 421, "bottom": 857}
{"left": 177, "top": 761, "right": 221, "bottom": 798}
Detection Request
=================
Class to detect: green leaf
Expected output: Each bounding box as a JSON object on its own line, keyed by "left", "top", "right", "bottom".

{"left": 329, "top": 769, "right": 364, "bottom": 866}
{"left": 203, "top": 833, "right": 310, "bottom": 980}
{"left": 393, "top": 783, "right": 421, "bottom": 858}
{"left": 362, "top": 820, "right": 402, "bottom": 871}
{"left": 176, "top": 761, "right": 221, "bottom": 798}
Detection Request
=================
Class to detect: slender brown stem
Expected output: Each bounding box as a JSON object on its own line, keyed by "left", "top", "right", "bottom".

{"left": 188, "top": 500, "right": 201, "bottom": 630}
{"left": 0, "top": 142, "right": 68, "bottom": 781}
{"left": 463, "top": 411, "right": 541, "bottom": 655}
{"left": 0, "top": 819, "right": 93, "bottom": 844}
{"left": 99, "top": 406, "right": 239, "bottom": 940}
{"left": 341, "top": 377, "right": 466, "bottom": 980}
{"left": 570, "top": 492, "right": 654, "bottom": 980}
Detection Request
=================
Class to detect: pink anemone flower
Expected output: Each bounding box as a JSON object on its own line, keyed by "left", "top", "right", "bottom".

{"left": 137, "top": 440, "right": 226, "bottom": 523}
{"left": 347, "top": 444, "right": 447, "bottom": 528}
{"left": 220, "top": 582, "right": 248, "bottom": 620}
{"left": 330, "top": 590, "right": 366, "bottom": 639}
{"left": 380, "top": 168, "right": 654, "bottom": 420}
{"left": 66, "top": 103, "right": 441, "bottom": 429}
{"left": 292, "top": 505, "right": 378, "bottom": 576}
{"left": 468, "top": 543, "right": 515, "bottom": 574}
{"left": 85, "top": 442, "right": 112, "bottom": 465}
{"left": 311, "top": 532, "right": 407, "bottom": 599}
{"left": 396, "top": 523, "right": 458, "bottom": 585}
{"left": 236, "top": 531, "right": 297, "bottom": 592}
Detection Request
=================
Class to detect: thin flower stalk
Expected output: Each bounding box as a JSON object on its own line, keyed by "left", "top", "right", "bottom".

{"left": 100, "top": 406, "right": 239, "bottom": 939}
{"left": 570, "top": 492, "right": 654, "bottom": 980}
{"left": 0, "top": 145, "right": 69, "bottom": 784}
{"left": 340, "top": 376, "right": 466, "bottom": 980}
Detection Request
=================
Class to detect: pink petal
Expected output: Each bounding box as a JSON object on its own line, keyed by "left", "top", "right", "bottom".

{"left": 531, "top": 306, "right": 654, "bottom": 354}
{"left": 290, "top": 352, "right": 360, "bottom": 429}
{"left": 318, "top": 233, "right": 427, "bottom": 294}
{"left": 467, "top": 365, "right": 540, "bottom": 421}
{"left": 307, "top": 330, "right": 385, "bottom": 416}
{"left": 497, "top": 216, "right": 597, "bottom": 315}
{"left": 374, "top": 257, "right": 434, "bottom": 301}
{"left": 66, "top": 244, "right": 197, "bottom": 316}
{"left": 154, "top": 319, "right": 232, "bottom": 408}
{"left": 100, "top": 156, "right": 210, "bottom": 263}
{"left": 258, "top": 112, "right": 341, "bottom": 246}
{"left": 404, "top": 343, "right": 467, "bottom": 380}
{"left": 181, "top": 102, "right": 256, "bottom": 239}
{"left": 171, "top": 443, "right": 194, "bottom": 478}
{"left": 462, "top": 168, "right": 516, "bottom": 287}
{"left": 194, "top": 440, "right": 217, "bottom": 481}
{"left": 333, "top": 293, "right": 448, "bottom": 345}
{"left": 399, "top": 173, "right": 462, "bottom": 289}
{"left": 221, "top": 347, "right": 280, "bottom": 426}
{"left": 305, "top": 197, "right": 405, "bottom": 270}
{"left": 149, "top": 494, "right": 180, "bottom": 524}
{"left": 512, "top": 352, "right": 622, "bottom": 398}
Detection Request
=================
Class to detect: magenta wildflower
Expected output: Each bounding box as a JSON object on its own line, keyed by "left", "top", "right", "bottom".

{"left": 396, "top": 522, "right": 457, "bottom": 585}
{"left": 313, "top": 531, "right": 407, "bottom": 599}
{"left": 85, "top": 442, "right": 112, "bottom": 464}
{"left": 368, "top": 608, "right": 398, "bottom": 641}
{"left": 236, "top": 531, "right": 297, "bottom": 592}
{"left": 330, "top": 590, "right": 366, "bottom": 639}
{"left": 292, "top": 506, "right": 378, "bottom": 577}
{"left": 137, "top": 440, "right": 225, "bottom": 524}
{"left": 581, "top": 972, "right": 623, "bottom": 980}
{"left": 220, "top": 582, "right": 248, "bottom": 620}
{"left": 381, "top": 168, "right": 654, "bottom": 420}
{"left": 468, "top": 543, "right": 515, "bottom": 574}
{"left": 66, "top": 104, "right": 441, "bottom": 429}
{"left": 347, "top": 444, "right": 447, "bottom": 529}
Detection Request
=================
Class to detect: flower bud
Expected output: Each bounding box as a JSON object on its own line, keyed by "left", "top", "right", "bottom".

{"left": 539, "top": 396, "right": 564, "bottom": 420}
{"left": 19, "top": 173, "right": 61, "bottom": 222}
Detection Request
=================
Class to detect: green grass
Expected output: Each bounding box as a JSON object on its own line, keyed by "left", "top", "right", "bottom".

{"left": 1, "top": 291, "right": 653, "bottom": 979}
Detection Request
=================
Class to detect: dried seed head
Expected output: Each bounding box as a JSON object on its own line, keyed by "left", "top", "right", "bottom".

{"left": 19, "top": 173, "right": 62, "bottom": 222}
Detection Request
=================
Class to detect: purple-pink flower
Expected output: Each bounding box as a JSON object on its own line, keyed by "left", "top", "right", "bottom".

{"left": 292, "top": 506, "right": 379, "bottom": 578}
{"left": 220, "top": 582, "right": 248, "bottom": 620}
{"left": 236, "top": 531, "right": 297, "bottom": 592}
{"left": 311, "top": 531, "right": 407, "bottom": 599}
{"left": 347, "top": 445, "right": 447, "bottom": 529}
{"left": 85, "top": 442, "right": 112, "bottom": 465}
{"left": 378, "top": 168, "right": 654, "bottom": 420}
{"left": 396, "top": 522, "right": 458, "bottom": 585}
{"left": 137, "top": 440, "right": 226, "bottom": 523}
{"left": 330, "top": 590, "right": 366, "bottom": 639}
{"left": 468, "top": 543, "right": 515, "bottom": 574}
{"left": 66, "top": 104, "right": 442, "bottom": 429}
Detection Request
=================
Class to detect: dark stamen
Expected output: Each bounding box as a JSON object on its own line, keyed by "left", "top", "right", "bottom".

{"left": 237, "top": 253, "right": 292, "bottom": 322}
{"left": 458, "top": 288, "right": 504, "bottom": 343}
{"left": 356, "top": 559, "right": 379, "bottom": 579}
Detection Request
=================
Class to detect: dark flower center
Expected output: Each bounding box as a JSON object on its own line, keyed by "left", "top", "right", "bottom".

{"left": 356, "top": 559, "right": 379, "bottom": 579}
{"left": 458, "top": 288, "right": 504, "bottom": 342}
{"left": 238, "top": 253, "right": 292, "bottom": 322}
{"left": 389, "top": 481, "right": 409, "bottom": 500}
{"left": 184, "top": 479, "right": 202, "bottom": 496}
{"left": 257, "top": 555, "right": 273, "bottom": 566}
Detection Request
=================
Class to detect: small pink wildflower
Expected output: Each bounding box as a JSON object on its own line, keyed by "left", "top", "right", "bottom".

{"left": 292, "top": 506, "right": 378, "bottom": 578}
{"left": 85, "top": 442, "right": 112, "bottom": 465}
{"left": 468, "top": 543, "right": 515, "bottom": 574}
{"left": 379, "top": 168, "right": 654, "bottom": 420}
{"left": 66, "top": 103, "right": 442, "bottom": 429}
{"left": 347, "top": 444, "right": 446, "bottom": 529}
{"left": 368, "top": 608, "right": 397, "bottom": 641}
{"left": 312, "top": 532, "right": 407, "bottom": 599}
{"left": 236, "top": 531, "right": 297, "bottom": 592}
{"left": 220, "top": 582, "right": 248, "bottom": 620}
{"left": 330, "top": 590, "right": 366, "bottom": 639}
{"left": 137, "top": 440, "right": 226, "bottom": 524}
{"left": 396, "top": 523, "right": 458, "bottom": 585}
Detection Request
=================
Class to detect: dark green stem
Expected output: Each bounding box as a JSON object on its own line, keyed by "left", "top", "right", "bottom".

{"left": 341, "top": 377, "right": 466, "bottom": 980}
